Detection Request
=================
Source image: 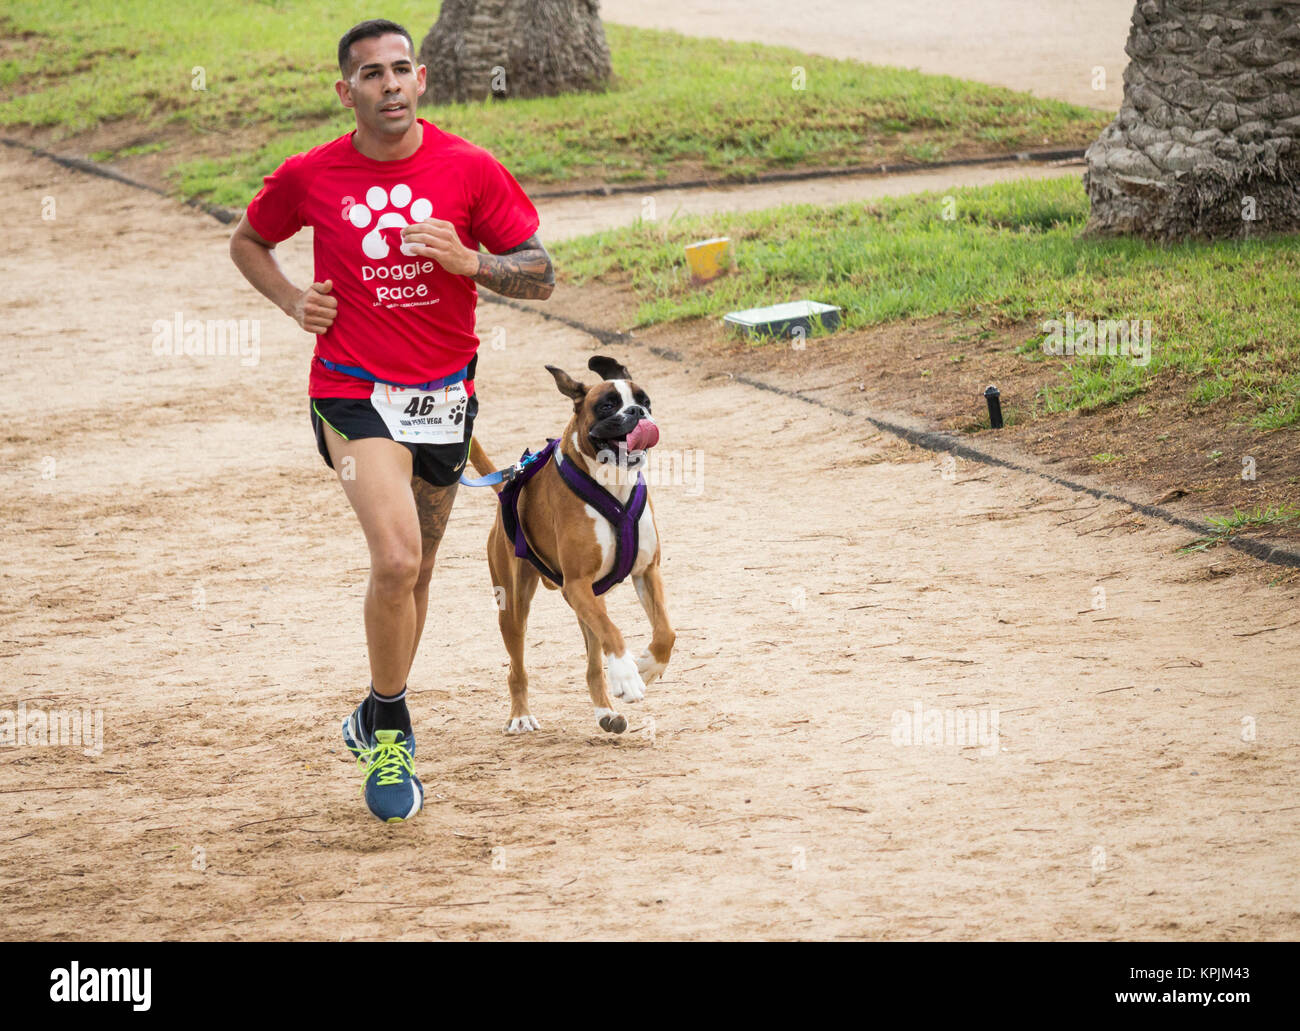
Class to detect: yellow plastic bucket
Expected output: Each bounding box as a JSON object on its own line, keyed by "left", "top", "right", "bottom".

{"left": 684, "top": 236, "right": 731, "bottom": 284}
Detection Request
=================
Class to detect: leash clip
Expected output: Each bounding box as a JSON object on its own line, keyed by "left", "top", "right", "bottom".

{"left": 459, "top": 441, "right": 552, "bottom": 488}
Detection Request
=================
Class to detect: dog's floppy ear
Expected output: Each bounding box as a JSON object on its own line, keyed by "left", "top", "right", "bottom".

{"left": 546, "top": 365, "right": 589, "bottom": 404}
{"left": 587, "top": 355, "right": 631, "bottom": 382}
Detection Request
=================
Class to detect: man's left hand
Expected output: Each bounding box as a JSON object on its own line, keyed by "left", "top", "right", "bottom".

{"left": 401, "top": 219, "right": 479, "bottom": 276}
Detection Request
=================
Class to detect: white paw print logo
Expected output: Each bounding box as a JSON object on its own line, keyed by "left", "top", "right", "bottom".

{"left": 348, "top": 184, "right": 433, "bottom": 260}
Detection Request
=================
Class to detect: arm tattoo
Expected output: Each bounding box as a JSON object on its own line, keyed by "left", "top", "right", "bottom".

{"left": 472, "top": 234, "right": 555, "bottom": 299}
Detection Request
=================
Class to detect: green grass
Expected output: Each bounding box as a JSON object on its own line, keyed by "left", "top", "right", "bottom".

{"left": 1040, "top": 358, "right": 1149, "bottom": 415}
{"left": 89, "top": 140, "right": 168, "bottom": 162}
{"left": 1248, "top": 372, "right": 1300, "bottom": 431}
{"left": 1180, "top": 504, "right": 1300, "bottom": 553}
{"left": 0, "top": 2, "right": 447, "bottom": 134}
{"left": 551, "top": 176, "right": 1300, "bottom": 423}
{"left": 1, "top": 2, "right": 1109, "bottom": 204}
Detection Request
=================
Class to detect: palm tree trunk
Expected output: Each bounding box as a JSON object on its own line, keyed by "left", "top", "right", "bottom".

{"left": 1085, "top": 0, "right": 1300, "bottom": 240}
{"left": 417, "top": 0, "right": 612, "bottom": 105}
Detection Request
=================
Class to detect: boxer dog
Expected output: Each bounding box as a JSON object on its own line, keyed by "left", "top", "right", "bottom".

{"left": 467, "top": 356, "right": 674, "bottom": 735}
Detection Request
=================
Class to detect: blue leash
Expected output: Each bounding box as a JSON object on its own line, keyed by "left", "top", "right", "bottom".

{"left": 459, "top": 444, "right": 548, "bottom": 487}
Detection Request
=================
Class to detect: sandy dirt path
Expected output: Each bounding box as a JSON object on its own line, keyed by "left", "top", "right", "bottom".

{"left": 536, "top": 160, "right": 1085, "bottom": 241}
{"left": 2, "top": 147, "right": 1298, "bottom": 941}
{"left": 602, "top": 0, "right": 1133, "bottom": 111}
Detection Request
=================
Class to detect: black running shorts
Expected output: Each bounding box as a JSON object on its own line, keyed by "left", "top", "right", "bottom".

{"left": 310, "top": 390, "right": 478, "bottom": 489}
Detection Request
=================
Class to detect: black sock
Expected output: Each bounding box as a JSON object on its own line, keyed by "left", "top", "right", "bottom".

{"left": 363, "top": 684, "right": 413, "bottom": 739}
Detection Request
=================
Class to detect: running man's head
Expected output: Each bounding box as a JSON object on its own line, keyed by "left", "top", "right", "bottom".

{"left": 335, "top": 19, "right": 426, "bottom": 137}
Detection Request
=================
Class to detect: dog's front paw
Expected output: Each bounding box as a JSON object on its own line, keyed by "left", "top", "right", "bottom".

{"left": 636, "top": 648, "right": 667, "bottom": 687}
{"left": 607, "top": 650, "right": 646, "bottom": 703}
{"left": 506, "top": 714, "right": 540, "bottom": 734}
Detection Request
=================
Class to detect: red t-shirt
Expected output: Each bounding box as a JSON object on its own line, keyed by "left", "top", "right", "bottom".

{"left": 245, "top": 119, "right": 539, "bottom": 398}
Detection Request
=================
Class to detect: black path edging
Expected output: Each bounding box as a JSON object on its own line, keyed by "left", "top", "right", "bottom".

{"left": 480, "top": 295, "right": 1300, "bottom": 571}
{"left": 11, "top": 132, "right": 1293, "bottom": 569}
{"left": 2, "top": 137, "right": 239, "bottom": 224}
{"left": 527, "top": 148, "right": 1087, "bottom": 199}
{"left": 3, "top": 133, "right": 1081, "bottom": 214}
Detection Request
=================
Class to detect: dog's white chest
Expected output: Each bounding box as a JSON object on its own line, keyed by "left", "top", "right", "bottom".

{"left": 587, "top": 497, "right": 657, "bottom": 582}
{"left": 632, "top": 501, "right": 658, "bottom": 575}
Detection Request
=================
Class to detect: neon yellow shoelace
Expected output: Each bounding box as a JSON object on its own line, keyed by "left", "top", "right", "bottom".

{"left": 357, "top": 738, "right": 415, "bottom": 792}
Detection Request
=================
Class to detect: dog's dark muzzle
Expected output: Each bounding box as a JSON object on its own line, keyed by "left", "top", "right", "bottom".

{"left": 590, "top": 414, "right": 636, "bottom": 439}
{"left": 589, "top": 413, "right": 659, "bottom": 454}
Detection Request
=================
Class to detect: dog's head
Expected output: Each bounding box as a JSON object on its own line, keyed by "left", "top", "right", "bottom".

{"left": 545, "top": 356, "right": 660, "bottom": 461}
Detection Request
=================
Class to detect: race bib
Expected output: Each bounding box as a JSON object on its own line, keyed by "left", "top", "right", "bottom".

{"left": 371, "top": 381, "right": 469, "bottom": 445}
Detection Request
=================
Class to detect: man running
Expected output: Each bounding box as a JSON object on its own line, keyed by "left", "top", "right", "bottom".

{"left": 229, "top": 18, "right": 554, "bottom": 823}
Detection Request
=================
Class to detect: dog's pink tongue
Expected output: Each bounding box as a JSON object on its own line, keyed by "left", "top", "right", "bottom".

{"left": 625, "top": 419, "right": 659, "bottom": 451}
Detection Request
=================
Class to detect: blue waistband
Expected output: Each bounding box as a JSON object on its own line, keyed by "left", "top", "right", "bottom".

{"left": 316, "top": 356, "right": 470, "bottom": 391}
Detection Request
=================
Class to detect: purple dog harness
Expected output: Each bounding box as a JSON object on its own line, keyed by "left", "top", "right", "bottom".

{"left": 499, "top": 438, "right": 647, "bottom": 596}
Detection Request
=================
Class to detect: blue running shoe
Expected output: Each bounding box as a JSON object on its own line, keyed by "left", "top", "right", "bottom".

{"left": 342, "top": 702, "right": 422, "bottom": 823}
{"left": 356, "top": 729, "right": 423, "bottom": 824}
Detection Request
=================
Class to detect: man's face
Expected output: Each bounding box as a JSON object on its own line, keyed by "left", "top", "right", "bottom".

{"left": 336, "top": 34, "right": 426, "bottom": 136}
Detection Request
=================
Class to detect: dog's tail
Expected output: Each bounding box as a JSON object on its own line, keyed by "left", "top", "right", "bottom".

{"left": 467, "top": 436, "right": 506, "bottom": 494}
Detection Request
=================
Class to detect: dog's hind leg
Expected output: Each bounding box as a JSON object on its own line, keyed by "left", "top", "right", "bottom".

{"left": 579, "top": 617, "right": 626, "bottom": 734}
{"left": 489, "top": 526, "right": 541, "bottom": 733}
{"left": 632, "top": 563, "right": 675, "bottom": 687}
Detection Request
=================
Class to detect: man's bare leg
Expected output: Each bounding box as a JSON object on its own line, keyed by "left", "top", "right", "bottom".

{"left": 321, "top": 430, "right": 429, "bottom": 823}
{"left": 321, "top": 432, "right": 422, "bottom": 695}
{"left": 409, "top": 476, "right": 458, "bottom": 675}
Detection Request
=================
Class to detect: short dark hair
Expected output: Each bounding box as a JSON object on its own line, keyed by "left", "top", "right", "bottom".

{"left": 338, "top": 19, "right": 414, "bottom": 77}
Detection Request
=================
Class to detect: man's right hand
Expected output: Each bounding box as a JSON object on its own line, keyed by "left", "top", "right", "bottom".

{"left": 294, "top": 280, "right": 338, "bottom": 334}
